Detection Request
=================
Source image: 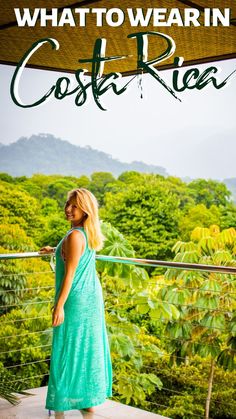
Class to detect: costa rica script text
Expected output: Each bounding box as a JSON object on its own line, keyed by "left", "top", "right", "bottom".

{"left": 10, "top": 32, "right": 236, "bottom": 111}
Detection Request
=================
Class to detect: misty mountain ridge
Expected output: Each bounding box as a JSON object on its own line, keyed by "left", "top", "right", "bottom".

{"left": 0, "top": 133, "right": 235, "bottom": 202}
{"left": 0, "top": 133, "right": 167, "bottom": 178}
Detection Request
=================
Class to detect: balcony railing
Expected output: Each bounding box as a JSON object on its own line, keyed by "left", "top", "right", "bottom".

{"left": 0, "top": 251, "right": 235, "bottom": 419}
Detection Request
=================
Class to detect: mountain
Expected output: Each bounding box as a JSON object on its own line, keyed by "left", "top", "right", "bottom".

{"left": 224, "top": 178, "right": 236, "bottom": 203}
{"left": 0, "top": 134, "right": 167, "bottom": 177}
{"left": 151, "top": 126, "right": 236, "bottom": 180}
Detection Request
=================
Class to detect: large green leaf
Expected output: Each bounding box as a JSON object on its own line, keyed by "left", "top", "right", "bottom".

{"left": 110, "top": 333, "right": 135, "bottom": 357}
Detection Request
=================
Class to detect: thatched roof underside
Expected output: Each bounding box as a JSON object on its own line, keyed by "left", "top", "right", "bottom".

{"left": 0, "top": 0, "right": 235, "bottom": 75}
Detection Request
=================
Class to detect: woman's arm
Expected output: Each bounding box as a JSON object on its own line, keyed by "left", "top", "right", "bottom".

{"left": 52, "top": 230, "right": 85, "bottom": 327}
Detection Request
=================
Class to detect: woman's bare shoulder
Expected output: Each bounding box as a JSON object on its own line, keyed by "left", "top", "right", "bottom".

{"left": 66, "top": 229, "right": 85, "bottom": 247}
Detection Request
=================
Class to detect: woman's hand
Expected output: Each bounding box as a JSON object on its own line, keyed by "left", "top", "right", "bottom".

{"left": 38, "top": 246, "right": 54, "bottom": 254}
{"left": 52, "top": 304, "right": 64, "bottom": 327}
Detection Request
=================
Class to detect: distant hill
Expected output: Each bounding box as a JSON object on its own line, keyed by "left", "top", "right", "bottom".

{"left": 0, "top": 134, "right": 167, "bottom": 177}
{"left": 224, "top": 178, "right": 236, "bottom": 203}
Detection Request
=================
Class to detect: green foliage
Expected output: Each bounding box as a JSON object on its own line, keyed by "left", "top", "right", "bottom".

{"left": 40, "top": 215, "right": 68, "bottom": 247}
{"left": 96, "top": 223, "right": 166, "bottom": 406}
{"left": 90, "top": 172, "right": 116, "bottom": 205}
{"left": 148, "top": 358, "right": 236, "bottom": 419}
{"left": 101, "top": 174, "right": 182, "bottom": 260}
{"left": 118, "top": 171, "right": 143, "bottom": 184}
{"left": 41, "top": 198, "right": 60, "bottom": 216}
{"left": 188, "top": 179, "right": 231, "bottom": 208}
{"left": 0, "top": 182, "right": 44, "bottom": 242}
{"left": 98, "top": 221, "right": 136, "bottom": 279}
{"left": 0, "top": 307, "right": 50, "bottom": 389}
{"left": 0, "top": 173, "right": 15, "bottom": 183}
{"left": 47, "top": 179, "right": 79, "bottom": 207}
{"left": 162, "top": 226, "right": 236, "bottom": 364}
{"left": 104, "top": 291, "right": 164, "bottom": 406}
{"left": 0, "top": 173, "right": 236, "bottom": 416}
{"left": 0, "top": 362, "right": 35, "bottom": 405}
{"left": 0, "top": 257, "right": 54, "bottom": 393}
{"left": 0, "top": 182, "right": 39, "bottom": 226}
{"left": 219, "top": 202, "right": 236, "bottom": 229}
{"left": 0, "top": 225, "right": 36, "bottom": 313}
{"left": 0, "top": 224, "right": 35, "bottom": 251}
{"left": 153, "top": 226, "right": 236, "bottom": 418}
{"left": 0, "top": 259, "right": 27, "bottom": 313}
{"left": 179, "top": 204, "right": 221, "bottom": 240}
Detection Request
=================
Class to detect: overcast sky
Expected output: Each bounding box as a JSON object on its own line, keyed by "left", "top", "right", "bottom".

{"left": 0, "top": 58, "right": 235, "bottom": 180}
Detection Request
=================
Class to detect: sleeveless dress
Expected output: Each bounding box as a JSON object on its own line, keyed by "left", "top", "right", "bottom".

{"left": 45, "top": 227, "right": 113, "bottom": 411}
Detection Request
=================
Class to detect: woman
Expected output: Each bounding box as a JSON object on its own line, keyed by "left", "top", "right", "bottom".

{"left": 40, "top": 188, "right": 113, "bottom": 413}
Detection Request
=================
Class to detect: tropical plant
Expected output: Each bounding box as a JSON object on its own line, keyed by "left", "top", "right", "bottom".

{"left": 153, "top": 225, "right": 236, "bottom": 418}
{"left": 0, "top": 363, "right": 34, "bottom": 406}
{"left": 98, "top": 222, "right": 165, "bottom": 405}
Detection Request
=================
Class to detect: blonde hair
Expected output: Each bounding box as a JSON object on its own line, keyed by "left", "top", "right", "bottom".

{"left": 66, "top": 188, "right": 105, "bottom": 251}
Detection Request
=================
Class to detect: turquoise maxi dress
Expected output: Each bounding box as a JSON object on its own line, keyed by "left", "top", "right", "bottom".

{"left": 45, "top": 227, "right": 113, "bottom": 411}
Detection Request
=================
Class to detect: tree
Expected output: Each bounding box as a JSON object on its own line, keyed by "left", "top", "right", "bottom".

{"left": 17, "top": 174, "right": 61, "bottom": 200}
{"left": 179, "top": 204, "right": 220, "bottom": 240}
{"left": 188, "top": 179, "right": 231, "bottom": 208}
{"left": 0, "top": 182, "right": 43, "bottom": 240}
{"left": 219, "top": 202, "right": 236, "bottom": 230}
{"left": 0, "top": 224, "right": 36, "bottom": 312}
{"left": 47, "top": 178, "right": 79, "bottom": 207}
{"left": 100, "top": 175, "right": 182, "bottom": 261}
{"left": 40, "top": 215, "right": 68, "bottom": 247}
{"left": 156, "top": 225, "right": 236, "bottom": 419}
{"left": 90, "top": 172, "right": 116, "bottom": 205}
{"left": 0, "top": 173, "right": 14, "bottom": 183}
{"left": 0, "top": 224, "right": 34, "bottom": 251}
{"left": 40, "top": 198, "right": 60, "bottom": 217}
{"left": 149, "top": 357, "right": 236, "bottom": 418}
{"left": 118, "top": 171, "right": 143, "bottom": 184}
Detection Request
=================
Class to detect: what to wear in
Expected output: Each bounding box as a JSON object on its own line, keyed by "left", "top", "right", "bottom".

{"left": 45, "top": 227, "right": 113, "bottom": 411}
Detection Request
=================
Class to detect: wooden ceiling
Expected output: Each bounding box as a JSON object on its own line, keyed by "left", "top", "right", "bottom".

{"left": 0, "top": 0, "right": 235, "bottom": 75}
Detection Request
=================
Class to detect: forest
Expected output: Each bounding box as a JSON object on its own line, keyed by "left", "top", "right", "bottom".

{"left": 0, "top": 171, "right": 235, "bottom": 419}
